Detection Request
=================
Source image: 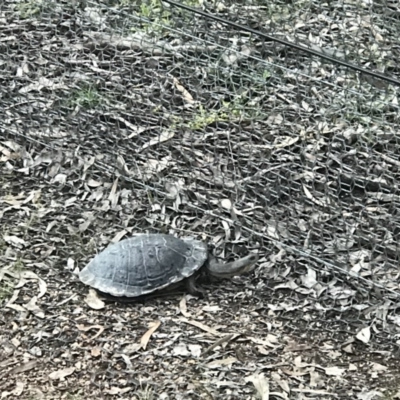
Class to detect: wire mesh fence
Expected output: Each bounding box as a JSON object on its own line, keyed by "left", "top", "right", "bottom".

{"left": 1, "top": 0, "right": 400, "bottom": 398}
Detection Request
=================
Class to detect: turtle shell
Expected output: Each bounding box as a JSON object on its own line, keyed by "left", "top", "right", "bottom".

{"left": 79, "top": 234, "right": 209, "bottom": 297}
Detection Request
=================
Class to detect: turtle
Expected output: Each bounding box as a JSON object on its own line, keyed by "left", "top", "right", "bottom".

{"left": 79, "top": 233, "right": 259, "bottom": 299}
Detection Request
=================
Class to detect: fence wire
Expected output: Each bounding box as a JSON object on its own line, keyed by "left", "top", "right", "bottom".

{"left": 1, "top": 0, "right": 400, "bottom": 397}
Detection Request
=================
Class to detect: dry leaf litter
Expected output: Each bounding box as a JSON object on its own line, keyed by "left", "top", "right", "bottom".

{"left": 1, "top": 0, "right": 400, "bottom": 399}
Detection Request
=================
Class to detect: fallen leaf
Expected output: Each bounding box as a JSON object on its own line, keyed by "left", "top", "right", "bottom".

{"left": 142, "top": 157, "right": 173, "bottom": 181}
{"left": 173, "top": 76, "right": 195, "bottom": 104}
{"left": 3, "top": 235, "right": 27, "bottom": 247}
{"left": 24, "top": 296, "right": 45, "bottom": 319}
{"left": 303, "top": 185, "right": 332, "bottom": 207}
{"left": 301, "top": 268, "right": 317, "bottom": 288}
{"left": 83, "top": 155, "right": 96, "bottom": 171}
{"left": 104, "top": 387, "right": 133, "bottom": 395}
{"left": 343, "top": 344, "right": 354, "bottom": 353}
{"left": 271, "top": 372, "right": 290, "bottom": 393}
{"left": 87, "top": 179, "right": 103, "bottom": 187}
{"left": 18, "top": 271, "right": 47, "bottom": 298}
{"left": 91, "top": 347, "right": 101, "bottom": 357}
{"left": 206, "top": 357, "right": 238, "bottom": 369}
{"left": 84, "top": 289, "right": 105, "bottom": 310}
{"left": 201, "top": 334, "right": 235, "bottom": 356}
{"left": 356, "top": 390, "right": 384, "bottom": 400}
{"left": 257, "top": 346, "right": 270, "bottom": 355}
{"left": 188, "top": 344, "right": 202, "bottom": 358}
{"left": 172, "top": 343, "right": 190, "bottom": 357}
{"left": 116, "top": 154, "right": 133, "bottom": 176}
{"left": 371, "top": 363, "right": 387, "bottom": 372}
{"left": 356, "top": 327, "right": 371, "bottom": 344}
{"left": 122, "top": 343, "right": 142, "bottom": 354}
{"left": 19, "top": 77, "right": 68, "bottom": 93}
{"left": 108, "top": 178, "right": 119, "bottom": 208}
{"left": 142, "top": 129, "right": 174, "bottom": 149}
{"left": 78, "top": 219, "right": 93, "bottom": 233}
{"left": 8, "top": 381, "right": 24, "bottom": 397}
{"left": 245, "top": 373, "right": 270, "bottom": 400}
{"left": 9, "top": 361, "right": 38, "bottom": 375}
{"left": 165, "top": 180, "right": 181, "bottom": 199}
{"left": 324, "top": 366, "right": 345, "bottom": 376}
{"left": 180, "top": 317, "right": 221, "bottom": 336}
{"left": 274, "top": 136, "right": 298, "bottom": 149}
{"left": 29, "top": 346, "right": 42, "bottom": 357}
{"left": 179, "top": 296, "right": 190, "bottom": 317}
{"left": 221, "top": 199, "right": 232, "bottom": 210}
{"left": 49, "top": 367, "right": 75, "bottom": 380}
{"left": 202, "top": 305, "right": 222, "bottom": 313}
{"left": 66, "top": 258, "right": 75, "bottom": 270}
{"left": 249, "top": 335, "right": 280, "bottom": 349}
{"left": 111, "top": 229, "right": 128, "bottom": 244}
{"left": 77, "top": 324, "right": 105, "bottom": 342}
{"left": 120, "top": 354, "right": 133, "bottom": 369}
{"left": 309, "top": 369, "right": 321, "bottom": 387}
{"left": 140, "top": 320, "right": 161, "bottom": 350}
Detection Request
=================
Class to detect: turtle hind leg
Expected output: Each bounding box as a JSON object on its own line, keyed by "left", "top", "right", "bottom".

{"left": 185, "top": 275, "right": 207, "bottom": 298}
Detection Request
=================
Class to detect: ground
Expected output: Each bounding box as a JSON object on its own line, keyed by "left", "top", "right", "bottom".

{"left": 1, "top": 0, "right": 400, "bottom": 399}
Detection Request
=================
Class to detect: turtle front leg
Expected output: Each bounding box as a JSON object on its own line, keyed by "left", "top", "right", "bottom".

{"left": 185, "top": 275, "right": 207, "bottom": 298}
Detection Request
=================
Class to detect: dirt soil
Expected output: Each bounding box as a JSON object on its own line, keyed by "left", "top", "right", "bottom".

{"left": 1, "top": 0, "right": 400, "bottom": 399}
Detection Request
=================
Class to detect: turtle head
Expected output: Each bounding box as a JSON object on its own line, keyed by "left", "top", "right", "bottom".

{"left": 207, "top": 253, "right": 259, "bottom": 278}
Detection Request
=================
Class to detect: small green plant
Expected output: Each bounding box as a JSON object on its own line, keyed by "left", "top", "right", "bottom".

{"left": 136, "top": 386, "right": 155, "bottom": 400}
{"left": 14, "top": 0, "right": 42, "bottom": 18}
{"left": 132, "top": 0, "right": 172, "bottom": 35}
{"left": 221, "top": 93, "right": 266, "bottom": 120}
{"left": 262, "top": 68, "right": 272, "bottom": 80}
{"left": 140, "top": 0, "right": 158, "bottom": 18}
{"left": 187, "top": 104, "right": 229, "bottom": 130}
{"left": 69, "top": 85, "right": 102, "bottom": 109}
{"left": 0, "top": 282, "right": 13, "bottom": 302}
